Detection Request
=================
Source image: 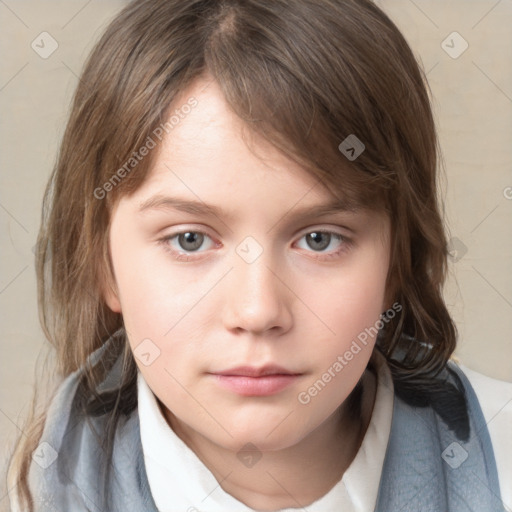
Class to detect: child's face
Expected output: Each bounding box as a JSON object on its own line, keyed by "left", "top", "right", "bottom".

{"left": 105, "top": 77, "right": 391, "bottom": 453}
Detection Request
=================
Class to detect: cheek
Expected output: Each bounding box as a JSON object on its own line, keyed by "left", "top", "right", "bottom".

{"left": 291, "top": 245, "right": 388, "bottom": 409}
{"left": 110, "top": 232, "right": 208, "bottom": 335}
{"left": 297, "top": 251, "right": 388, "bottom": 351}
{"left": 110, "top": 245, "right": 218, "bottom": 391}
{"left": 294, "top": 276, "right": 384, "bottom": 427}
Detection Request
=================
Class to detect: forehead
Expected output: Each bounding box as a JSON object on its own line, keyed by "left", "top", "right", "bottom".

{"left": 115, "top": 75, "right": 386, "bottom": 235}
{"left": 133, "top": 78, "right": 341, "bottom": 204}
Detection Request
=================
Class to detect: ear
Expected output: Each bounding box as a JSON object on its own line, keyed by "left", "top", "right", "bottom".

{"left": 382, "top": 261, "right": 400, "bottom": 314}
{"left": 103, "top": 278, "right": 122, "bottom": 313}
{"left": 99, "top": 246, "right": 122, "bottom": 313}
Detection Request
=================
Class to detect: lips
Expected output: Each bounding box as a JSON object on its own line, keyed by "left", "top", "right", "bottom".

{"left": 209, "top": 365, "right": 303, "bottom": 396}
{"left": 213, "top": 365, "right": 300, "bottom": 377}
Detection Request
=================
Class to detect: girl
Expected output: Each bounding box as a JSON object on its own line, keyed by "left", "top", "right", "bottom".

{"left": 8, "top": 0, "right": 511, "bottom": 510}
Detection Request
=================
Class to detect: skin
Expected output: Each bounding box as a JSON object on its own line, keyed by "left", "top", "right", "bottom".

{"left": 104, "top": 75, "right": 391, "bottom": 510}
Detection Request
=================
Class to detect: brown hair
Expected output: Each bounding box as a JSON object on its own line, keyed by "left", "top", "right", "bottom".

{"left": 8, "top": 0, "right": 456, "bottom": 509}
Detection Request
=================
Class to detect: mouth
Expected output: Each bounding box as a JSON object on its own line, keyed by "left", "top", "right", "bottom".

{"left": 208, "top": 365, "right": 304, "bottom": 396}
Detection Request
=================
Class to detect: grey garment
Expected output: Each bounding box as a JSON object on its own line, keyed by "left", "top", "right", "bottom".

{"left": 375, "top": 362, "right": 505, "bottom": 511}
{"left": 28, "top": 335, "right": 505, "bottom": 512}
{"left": 27, "top": 335, "right": 157, "bottom": 512}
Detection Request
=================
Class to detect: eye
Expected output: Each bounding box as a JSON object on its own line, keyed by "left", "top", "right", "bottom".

{"left": 295, "top": 231, "right": 349, "bottom": 259}
{"left": 160, "top": 230, "right": 216, "bottom": 258}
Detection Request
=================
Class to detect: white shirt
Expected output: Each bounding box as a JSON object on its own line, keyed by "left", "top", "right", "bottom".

{"left": 137, "top": 354, "right": 512, "bottom": 512}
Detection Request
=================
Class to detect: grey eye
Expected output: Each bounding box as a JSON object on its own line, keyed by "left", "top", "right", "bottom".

{"left": 305, "top": 232, "right": 332, "bottom": 251}
{"left": 177, "top": 232, "right": 205, "bottom": 251}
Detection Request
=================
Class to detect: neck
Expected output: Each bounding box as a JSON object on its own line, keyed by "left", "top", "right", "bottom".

{"left": 162, "top": 367, "right": 377, "bottom": 511}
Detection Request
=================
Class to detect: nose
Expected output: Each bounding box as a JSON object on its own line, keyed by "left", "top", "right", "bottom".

{"left": 222, "top": 250, "right": 293, "bottom": 337}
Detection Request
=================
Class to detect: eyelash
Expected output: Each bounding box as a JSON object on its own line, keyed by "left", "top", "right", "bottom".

{"left": 158, "top": 228, "right": 352, "bottom": 262}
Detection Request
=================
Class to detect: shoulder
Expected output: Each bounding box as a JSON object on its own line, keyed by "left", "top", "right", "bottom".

{"left": 452, "top": 361, "right": 512, "bottom": 506}
{"left": 454, "top": 361, "right": 512, "bottom": 427}
{"left": 26, "top": 334, "right": 141, "bottom": 510}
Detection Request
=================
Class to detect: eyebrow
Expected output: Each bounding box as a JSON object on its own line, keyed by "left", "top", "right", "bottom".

{"left": 137, "top": 194, "right": 358, "bottom": 222}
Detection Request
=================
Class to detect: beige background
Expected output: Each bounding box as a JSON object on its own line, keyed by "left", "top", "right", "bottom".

{"left": 1, "top": 0, "right": 511, "bottom": 509}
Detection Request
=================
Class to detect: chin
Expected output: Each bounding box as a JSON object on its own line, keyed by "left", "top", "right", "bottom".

{"left": 219, "top": 434, "right": 300, "bottom": 455}
{"left": 213, "top": 421, "right": 307, "bottom": 453}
